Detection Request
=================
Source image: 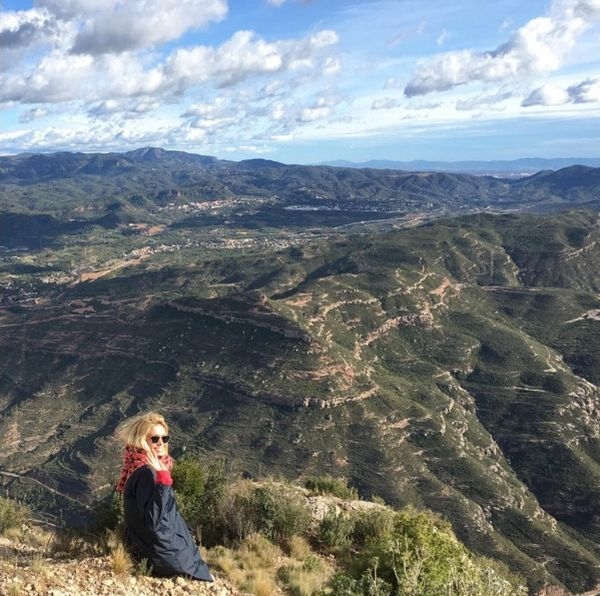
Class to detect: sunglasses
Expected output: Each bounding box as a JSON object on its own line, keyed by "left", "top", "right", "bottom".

{"left": 150, "top": 435, "right": 169, "bottom": 444}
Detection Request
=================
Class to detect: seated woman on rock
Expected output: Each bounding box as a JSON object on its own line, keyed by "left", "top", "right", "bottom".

{"left": 115, "top": 411, "right": 213, "bottom": 582}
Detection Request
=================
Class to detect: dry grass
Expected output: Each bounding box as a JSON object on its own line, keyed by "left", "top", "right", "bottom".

{"left": 29, "top": 553, "right": 49, "bottom": 575}
{"left": 2, "top": 526, "right": 24, "bottom": 541}
{"left": 105, "top": 529, "right": 132, "bottom": 575}
{"left": 4, "top": 581, "right": 23, "bottom": 596}
{"left": 244, "top": 569, "right": 280, "bottom": 596}
{"left": 110, "top": 541, "right": 133, "bottom": 575}
{"left": 208, "top": 535, "right": 285, "bottom": 594}
{"left": 208, "top": 546, "right": 245, "bottom": 583}
{"left": 284, "top": 535, "right": 312, "bottom": 560}
{"left": 238, "top": 533, "right": 283, "bottom": 570}
{"left": 25, "top": 554, "right": 51, "bottom": 593}
{"left": 208, "top": 545, "right": 237, "bottom": 574}
{"left": 277, "top": 556, "right": 334, "bottom": 596}
{"left": 50, "top": 529, "right": 95, "bottom": 557}
{"left": 209, "top": 531, "right": 332, "bottom": 596}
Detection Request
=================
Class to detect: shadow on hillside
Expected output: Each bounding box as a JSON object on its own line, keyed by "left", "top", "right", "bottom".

{"left": 0, "top": 212, "right": 119, "bottom": 250}
{"left": 172, "top": 206, "right": 398, "bottom": 230}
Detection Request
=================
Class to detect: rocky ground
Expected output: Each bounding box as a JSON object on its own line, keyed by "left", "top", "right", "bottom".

{"left": 0, "top": 531, "right": 244, "bottom": 596}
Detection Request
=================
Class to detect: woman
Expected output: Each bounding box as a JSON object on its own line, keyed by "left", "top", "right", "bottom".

{"left": 115, "top": 411, "right": 213, "bottom": 581}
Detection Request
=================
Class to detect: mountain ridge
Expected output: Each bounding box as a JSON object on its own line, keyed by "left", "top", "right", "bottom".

{"left": 321, "top": 156, "right": 600, "bottom": 174}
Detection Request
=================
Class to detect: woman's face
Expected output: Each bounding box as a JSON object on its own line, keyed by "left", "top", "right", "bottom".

{"left": 146, "top": 423, "right": 169, "bottom": 458}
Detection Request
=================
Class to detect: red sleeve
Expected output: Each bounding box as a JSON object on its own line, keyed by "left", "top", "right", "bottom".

{"left": 155, "top": 470, "right": 173, "bottom": 486}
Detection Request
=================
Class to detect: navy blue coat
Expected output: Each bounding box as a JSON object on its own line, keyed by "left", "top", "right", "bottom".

{"left": 123, "top": 465, "right": 213, "bottom": 581}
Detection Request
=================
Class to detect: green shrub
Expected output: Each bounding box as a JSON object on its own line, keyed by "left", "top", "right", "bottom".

{"left": 171, "top": 456, "right": 227, "bottom": 547}
{"left": 219, "top": 481, "right": 311, "bottom": 546}
{"left": 0, "top": 496, "right": 29, "bottom": 534}
{"left": 336, "top": 505, "right": 527, "bottom": 596}
{"left": 351, "top": 507, "right": 396, "bottom": 548}
{"left": 172, "top": 454, "right": 206, "bottom": 522}
{"left": 316, "top": 506, "right": 355, "bottom": 552}
{"left": 90, "top": 490, "right": 124, "bottom": 536}
{"left": 326, "top": 566, "right": 393, "bottom": 596}
{"left": 304, "top": 475, "right": 358, "bottom": 500}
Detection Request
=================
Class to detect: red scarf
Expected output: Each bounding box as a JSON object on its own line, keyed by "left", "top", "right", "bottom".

{"left": 115, "top": 445, "right": 173, "bottom": 493}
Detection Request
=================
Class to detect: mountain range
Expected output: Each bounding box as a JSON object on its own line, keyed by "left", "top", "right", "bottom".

{"left": 1, "top": 149, "right": 600, "bottom": 594}
{"left": 321, "top": 157, "right": 600, "bottom": 175}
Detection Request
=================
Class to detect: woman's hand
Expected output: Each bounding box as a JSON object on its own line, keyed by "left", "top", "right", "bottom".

{"left": 144, "top": 442, "right": 169, "bottom": 472}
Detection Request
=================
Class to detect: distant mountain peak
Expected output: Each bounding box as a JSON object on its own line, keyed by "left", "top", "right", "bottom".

{"left": 125, "top": 147, "right": 169, "bottom": 161}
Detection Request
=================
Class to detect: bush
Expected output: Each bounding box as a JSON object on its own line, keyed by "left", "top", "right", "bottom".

{"left": 327, "top": 567, "right": 392, "bottom": 596}
{"left": 335, "top": 505, "right": 527, "bottom": 596}
{"left": 0, "top": 496, "right": 29, "bottom": 534}
{"left": 89, "top": 490, "right": 123, "bottom": 536}
{"left": 351, "top": 507, "right": 396, "bottom": 548}
{"left": 172, "top": 456, "right": 227, "bottom": 547}
{"left": 304, "top": 475, "right": 358, "bottom": 500}
{"left": 221, "top": 482, "right": 311, "bottom": 545}
{"left": 316, "top": 506, "right": 355, "bottom": 552}
{"left": 172, "top": 454, "right": 206, "bottom": 522}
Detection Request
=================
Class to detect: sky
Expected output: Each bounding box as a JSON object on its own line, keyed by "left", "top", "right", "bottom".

{"left": 0, "top": 0, "right": 598, "bottom": 164}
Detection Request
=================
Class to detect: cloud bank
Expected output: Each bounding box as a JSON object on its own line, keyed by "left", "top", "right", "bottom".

{"left": 404, "top": 0, "right": 600, "bottom": 97}
{"left": 0, "top": 3, "right": 338, "bottom": 106}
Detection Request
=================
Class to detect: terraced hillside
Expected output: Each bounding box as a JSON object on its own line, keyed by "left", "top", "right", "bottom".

{"left": 2, "top": 151, "right": 600, "bottom": 593}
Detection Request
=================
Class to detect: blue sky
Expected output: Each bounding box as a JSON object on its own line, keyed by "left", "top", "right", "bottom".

{"left": 0, "top": 0, "right": 598, "bottom": 163}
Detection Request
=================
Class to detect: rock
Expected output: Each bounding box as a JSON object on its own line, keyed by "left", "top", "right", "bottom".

{"left": 52, "top": 551, "right": 70, "bottom": 559}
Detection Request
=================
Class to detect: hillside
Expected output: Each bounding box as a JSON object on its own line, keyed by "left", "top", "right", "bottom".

{"left": 2, "top": 150, "right": 600, "bottom": 593}
{"left": 1, "top": 473, "right": 530, "bottom": 596}
{"left": 1, "top": 150, "right": 599, "bottom": 231}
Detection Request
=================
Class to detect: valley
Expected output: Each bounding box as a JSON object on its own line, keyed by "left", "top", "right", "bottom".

{"left": 1, "top": 149, "right": 600, "bottom": 593}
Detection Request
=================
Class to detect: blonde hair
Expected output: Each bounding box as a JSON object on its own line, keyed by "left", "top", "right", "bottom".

{"left": 117, "top": 411, "right": 169, "bottom": 453}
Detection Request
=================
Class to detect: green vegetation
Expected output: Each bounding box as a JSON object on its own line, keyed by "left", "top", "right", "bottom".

{"left": 89, "top": 467, "right": 527, "bottom": 595}
{"left": 2, "top": 151, "right": 600, "bottom": 592}
{"left": 0, "top": 496, "right": 30, "bottom": 534}
{"left": 304, "top": 475, "right": 358, "bottom": 500}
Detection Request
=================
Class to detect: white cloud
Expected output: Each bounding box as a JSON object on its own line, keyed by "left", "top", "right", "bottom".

{"left": 568, "top": 77, "right": 600, "bottom": 102}
{"left": 405, "top": 0, "right": 600, "bottom": 96}
{"left": 372, "top": 97, "right": 401, "bottom": 110}
{"left": 322, "top": 56, "right": 341, "bottom": 77}
{"left": 298, "top": 97, "right": 333, "bottom": 122}
{"left": 1, "top": 52, "right": 95, "bottom": 103}
{"left": 87, "top": 97, "right": 161, "bottom": 118}
{"left": 0, "top": 7, "right": 55, "bottom": 49}
{"left": 270, "top": 101, "right": 286, "bottom": 121}
{"left": 66, "top": 0, "right": 228, "bottom": 55}
{"left": 522, "top": 78, "right": 600, "bottom": 106}
{"left": 19, "top": 106, "right": 47, "bottom": 123}
{"left": 456, "top": 91, "right": 513, "bottom": 111}
{"left": 0, "top": 28, "right": 338, "bottom": 104}
{"left": 182, "top": 97, "right": 229, "bottom": 118}
{"left": 436, "top": 28, "right": 449, "bottom": 47}
{"left": 38, "top": 0, "right": 119, "bottom": 20}
{"left": 165, "top": 29, "right": 338, "bottom": 89}
{"left": 521, "top": 83, "right": 570, "bottom": 106}
{"left": 385, "top": 21, "right": 426, "bottom": 49}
